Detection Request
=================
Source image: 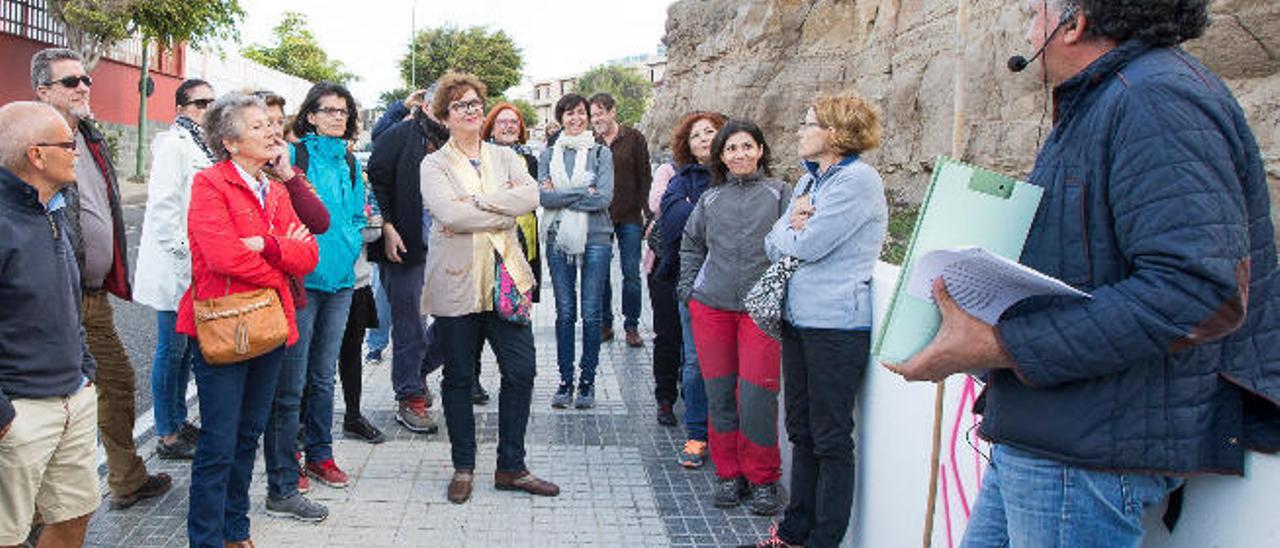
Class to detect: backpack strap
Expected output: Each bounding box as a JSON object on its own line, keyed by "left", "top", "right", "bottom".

{"left": 294, "top": 142, "right": 358, "bottom": 188}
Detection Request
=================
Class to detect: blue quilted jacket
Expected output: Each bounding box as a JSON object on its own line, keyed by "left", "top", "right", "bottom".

{"left": 980, "top": 40, "right": 1280, "bottom": 474}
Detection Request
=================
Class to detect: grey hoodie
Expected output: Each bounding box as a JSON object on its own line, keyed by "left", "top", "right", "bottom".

{"left": 678, "top": 171, "right": 791, "bottom": 310}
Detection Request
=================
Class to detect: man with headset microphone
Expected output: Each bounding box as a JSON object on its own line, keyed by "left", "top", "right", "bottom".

{"left": 888, "top": 1, "right": 1280, "bottom": 546}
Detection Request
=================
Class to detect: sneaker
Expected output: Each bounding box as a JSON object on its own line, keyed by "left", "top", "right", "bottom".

{"left": 343, "top": 414, "right": 386, "bottom": 444}
{"left": 740, "top": 524, "right": 801, "bottom": 548}
{"left": 178, "top": 421, "right": 200, "bottom": 444}
{"left": 297, "top": 469, "right": 310, "bottom": 494}
{"left": 396, "top": 396, "right": 439, "bottom": 434}
{"left": 265, "top": 493, "right": 329, "bottom": 522}
{"left": 110, "top": 472, "right": 173, "bottom": 509}
{"left": 656, "top": 402, "right": 677, "bottom": 426}
{"left": 472, "top": 382, "right": 491, "bottom": 405}
{"left": 574, "top": 383, "right": 596, "bottom": 409}
{"left": 678, "top": 439, "right": 708, "bottom": 469}
{"left": 714, "top": 476, "right": 749, "bottom": 508}
{"left": 550, "top": 383, "right": 573, "bottom": 409}
{"left": 156, "top": 436, "right": 196, "bottom": 460}
{"left": 747, "top": 481, "right": 784, "bottom": 516}
{"left": 363, "top": 349, "right": 384, "bottom": 365}
{"left": 304, "top": 459, "right": 350, "bottom": 488}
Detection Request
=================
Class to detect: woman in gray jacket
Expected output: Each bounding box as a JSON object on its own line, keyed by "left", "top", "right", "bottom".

{"left": 678, "top": 119, "right": 790, "bottom": 516}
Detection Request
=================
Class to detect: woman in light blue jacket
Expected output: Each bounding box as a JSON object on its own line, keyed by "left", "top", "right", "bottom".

{"left": 754, "top": 93, "right": 887, "bottom": 548}
{"left": 261, "top": 82, "right": 366, "bottom": 522}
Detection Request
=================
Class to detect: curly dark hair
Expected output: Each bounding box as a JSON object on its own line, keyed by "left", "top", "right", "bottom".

{"left": 1065, "top": 0, "right": 1210, "bottom": 47}
{"left": 291, "top": 81, "right": 359, "bottom": 140}
{"left": 669, "top": 111, "right": 727, "bottom": 167}
{"left": 709, "top": 119, "right": 773, "bottom": 186}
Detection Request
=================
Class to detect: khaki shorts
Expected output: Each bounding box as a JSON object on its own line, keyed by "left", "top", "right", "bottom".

{"left": 0, "top": 385, "right": 100, "bottom": 544}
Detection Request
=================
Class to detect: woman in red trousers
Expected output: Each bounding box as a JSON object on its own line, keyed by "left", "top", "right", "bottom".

{"left": 677, "top": 119, "right": 790, "bottom": 515}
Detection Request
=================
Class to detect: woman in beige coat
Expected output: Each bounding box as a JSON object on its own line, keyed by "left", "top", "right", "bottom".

{"left": 419, "top": 72, "right": 560, "bottom": 505}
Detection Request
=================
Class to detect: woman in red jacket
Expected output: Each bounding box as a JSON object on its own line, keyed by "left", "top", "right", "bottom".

{"left": 176, "top": 92, "right": 318, "bottom": 548}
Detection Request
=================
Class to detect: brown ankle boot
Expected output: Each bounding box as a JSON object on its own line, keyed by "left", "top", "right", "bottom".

{"left": 494, "top": 470, "right": 560, "bottom": 497}
{"left": 448, "top": 470, "right": 474, "bottom": 504}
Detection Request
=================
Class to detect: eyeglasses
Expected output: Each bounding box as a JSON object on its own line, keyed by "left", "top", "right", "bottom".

{"left": 449, "top": 99, "right": 484, "bottom": 114}
{"left": 34, "top": 140, "right": 78, "bottom": 151}
{"left": 44, "top": 75, "right": 92, "bottom": 89}
{"left": 184, "top": 98, "right": 215, "bottom": 109}
{"left": 494, "top": 119, "right": 521, "bottom": 127}
{"left": 315, "top": 107, "right": 350, "bottom": 118}
{"left": 798, "top": 120, "right": 824, "bottom": 130}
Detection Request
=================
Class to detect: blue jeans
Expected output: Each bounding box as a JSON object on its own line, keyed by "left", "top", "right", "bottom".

{"left": 381, "top": 261, "right": 445, "bottom": 400}
{"left": 679, "top": 300, "right": 708, "bottom": 441}
{"left": 365, "top": 264, "right": 392, "bottom": 353}
{"left": 188, "top": 344, "right": 282, "bottom": 548}
{"left": 150, "top": 310, "right": 192, "bottom": 437}
{"left": 436, "top": 312, "right": 536, "bottom": 471}
{"left": 602, "top": 222, "right": 643, "bottom": 330}
{"left": 264, "top": 288, "right": 351, "bottom": 499}
{"left": 547, "top": 243, "right": 612, "bottom": 386}
{"left": 960, "top": 444, "right": 1182, "bottom": 548}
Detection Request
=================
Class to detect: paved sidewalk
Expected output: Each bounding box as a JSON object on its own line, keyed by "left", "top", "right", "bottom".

{"left": 84, "top": 273, "right": 777, "bottom": 547}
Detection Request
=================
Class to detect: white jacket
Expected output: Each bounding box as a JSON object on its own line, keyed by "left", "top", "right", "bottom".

{"left": 133, "top": 125, "right": 212, "bottom": 311}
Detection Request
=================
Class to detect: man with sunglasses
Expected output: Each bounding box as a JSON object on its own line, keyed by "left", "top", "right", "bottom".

{"left": 31, "top": 47, "right": 172, "bottom": 511}
{"left": 0, "top": 100, "right": 100, "bottom": 548}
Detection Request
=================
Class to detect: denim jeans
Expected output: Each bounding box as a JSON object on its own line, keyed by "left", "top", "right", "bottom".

{"left": 436, "top": 312, "right": 536, "bottom": 471}
{"left": 679, "top": 300, "right": 708, "bottom": 441}
{"left": 960, "top": 444, "right": 1183, "bottom": 548}
{"left": 602, "top": 222, "right": 643, "bottom": 330}
{"left": 150, "top": 310, "right": 193, "bottom": 437}
{"left": 776, "top": 324, "right": 869, "bottom": 548}
{"left": 188, "top": 344, "right": 282, "bottom": 548}
{"left": 547, "top": 243, "right": 612, "bottom": 386}
{"left": 381, "top": 261, "right": 445, "bottom": 400}
{"left": 264, "top": 288, "right": 351, "bottom": 499}
{"left": 365, "top": 264, "right": 392, "bottom": 353}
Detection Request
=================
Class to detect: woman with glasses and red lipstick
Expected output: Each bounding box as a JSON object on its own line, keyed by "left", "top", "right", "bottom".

{"left": 135, "top": 79, "right": 218, "bottom": 462}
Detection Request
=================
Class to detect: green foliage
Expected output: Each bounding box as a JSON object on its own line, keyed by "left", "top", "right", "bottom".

{"left": 49, "top": 0, "right": 243, "bottom": 69}
{"left": 486, "top": 96, "right": 538, "bottom": 129}
{"left": 399, "top": 27, "right": 523, "bottom": 97}
{"left": 243, "top": 11, "right": 355, "bottom": 84}
{"left": 574, "top": 64, "right": 652, "bottom": 127}
{"left": 880, "top": 187, "right": 920, "bottom": 265}
{"left": 378, "top": 87, "right": 412, "bottom": 110}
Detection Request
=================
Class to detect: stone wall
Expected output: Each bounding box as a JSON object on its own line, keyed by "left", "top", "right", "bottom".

{"left": 640, "top": 0, "right": 1280, "bottom": 240}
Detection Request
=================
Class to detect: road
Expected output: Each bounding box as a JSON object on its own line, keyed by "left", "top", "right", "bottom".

{"left": 112, "top": 202, "right": 161, "bottom": 419}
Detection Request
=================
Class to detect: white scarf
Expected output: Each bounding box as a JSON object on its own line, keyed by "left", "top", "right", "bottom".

{"left": 542, "top": 130, "right": 596, "bottom": 260}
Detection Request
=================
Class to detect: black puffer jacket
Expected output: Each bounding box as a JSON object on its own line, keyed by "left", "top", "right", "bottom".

{"left": 366, "top": 109, "right": 449, "bottom": 266}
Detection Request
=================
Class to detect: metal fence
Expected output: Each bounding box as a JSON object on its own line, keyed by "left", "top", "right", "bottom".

{"left": 1, "top": 0, "right": 182, "bottom": 75}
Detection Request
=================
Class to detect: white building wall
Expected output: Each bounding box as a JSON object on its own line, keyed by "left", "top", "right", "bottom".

{"left": 184, "top": 48, "right": 313, "bottom": 111}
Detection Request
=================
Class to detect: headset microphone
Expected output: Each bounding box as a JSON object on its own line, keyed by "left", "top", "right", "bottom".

{"left": 1007, "top": 7, "right": 1077, "bottom": 73}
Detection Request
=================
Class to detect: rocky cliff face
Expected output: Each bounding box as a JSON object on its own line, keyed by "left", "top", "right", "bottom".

{"left": 640, "top": 0, "right": 1280, "bottom": 239}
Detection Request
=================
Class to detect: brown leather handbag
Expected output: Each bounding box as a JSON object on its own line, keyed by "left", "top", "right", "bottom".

{"left": 194, "top": 279, "right": 288, "bottom": 365}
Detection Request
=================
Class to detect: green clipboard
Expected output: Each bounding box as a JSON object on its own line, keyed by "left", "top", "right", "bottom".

{"left": 873, "top": 156, "right": 1043, "bottom": 364}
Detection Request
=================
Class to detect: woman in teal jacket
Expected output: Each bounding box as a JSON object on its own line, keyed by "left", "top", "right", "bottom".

{"left": 262, "top": 81, "right": 365, "bottom": 522}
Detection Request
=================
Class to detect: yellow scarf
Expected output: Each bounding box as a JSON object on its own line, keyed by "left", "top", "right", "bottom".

{"left": 441, "top": 140, "right": 535, "bottom": 311}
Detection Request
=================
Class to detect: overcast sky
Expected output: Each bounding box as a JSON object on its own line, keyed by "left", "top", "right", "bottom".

{"left": 234, "top": 0, "right": 674, "bottom": 106}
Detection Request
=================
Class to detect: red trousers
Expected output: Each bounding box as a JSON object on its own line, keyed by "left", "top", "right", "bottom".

{"left": 689, "top": 299, "right": 782, "bottom": 485}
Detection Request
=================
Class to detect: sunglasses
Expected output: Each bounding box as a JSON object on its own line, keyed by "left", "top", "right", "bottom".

{"left": 44, "top": 75, "right": 92, "bottom": 89}
{"left": 35, "top": 140, "right": 78, "bottom": 151}
{"left": 184, "top": 98, "right": 215, "bottom": 109}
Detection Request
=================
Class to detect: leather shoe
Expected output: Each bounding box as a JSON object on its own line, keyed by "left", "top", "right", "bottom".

{"left": 602, "top": 325, "right": 615, "bottom": 342}
{"left": 224, "top": 540, "right": 255, "bottom": 548}
{"left": 448, "top": 470, "right": 474, "bottom": 504}
{"left": 625, "top": 329, "right": 643, "bottom": 347}
{"left": 494, "top": 470, "right": 560, "bottom": 497}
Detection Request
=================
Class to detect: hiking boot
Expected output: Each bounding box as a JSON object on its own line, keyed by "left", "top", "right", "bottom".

{"left": 396, "top": 396, "right": 438, "bottom": 434}
{"left": 178, "top": 421, "right": 200, "bottom": 444}
{"left": 265, "top": 493, "right": 329, "bottom": 522}
{"left": 156, "top": 436, "right": 196, "bottom": 460}
{"left": 574, "top": 383, "right": 595, "bottom": 409}
{"left": 602, "top": 325, "right": 615, "bottom": 342}
{"left": 625, "top": 328, "right": 643, "bottom": 347}
{"left": 740, "top": 524, "right": 802, "bottom": 548}
{"left": 472, "top": 382, "right": 491, "bottom": 405}
{"left": 304, "top": 459, "right": 349, "bottom": 488}
{"left": 656, "top": 402, "right": 677, "bottom": 426}
{"left": 494, "top": 470, "right": 560, "bottom": 497}
{"left": 110, "top": 472, "right": 172, "bottom": 509}
{"left": 550, "top": 383, "right": 573, "bottom": 409}
{"left": 678, "top": 439, "right": 708, "bottom": 469}
{"left": 714, "top": 476, "right": 749, "bottom": 508}
{"left": 448, "top": 470, "right": 474, "bottom": 504}
{"left": 343, "top": 414, "right": 386, "bottom": 444}
{"left": 747, "top": 481, "right": 784, "bottom": 516}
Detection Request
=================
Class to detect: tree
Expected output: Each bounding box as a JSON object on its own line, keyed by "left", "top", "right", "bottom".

{"left": 243, "top": 11, "right": 355, "bottom": 84}
{"left": 400, "top": 27, "right": 523, "bottom": 97}
{"left": 487, "top": 96, "right": 538, "bottom": 128}
{"left": 575, "top": 64, "right": 653, "bottom": 128}
{"left": 47, "top": 0, "right": 243, "bottom": 70}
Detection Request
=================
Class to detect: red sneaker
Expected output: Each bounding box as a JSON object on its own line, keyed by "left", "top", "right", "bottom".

{"left": 305, "top": 459, "right": 349, "bottom": 488}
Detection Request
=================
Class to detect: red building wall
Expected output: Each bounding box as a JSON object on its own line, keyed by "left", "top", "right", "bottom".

{"left": 0, "top": 33, "right": 183, "bottom": 126}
